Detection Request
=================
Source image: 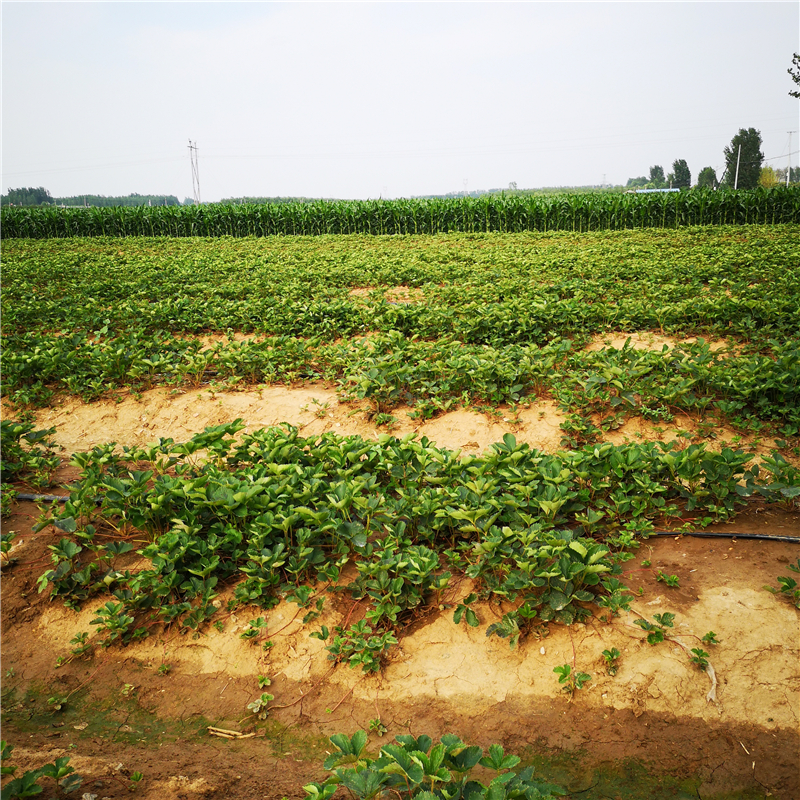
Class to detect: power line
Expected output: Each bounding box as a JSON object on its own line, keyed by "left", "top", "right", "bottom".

{"left": 2, "top": 156, "right": 184, "bottom": 177}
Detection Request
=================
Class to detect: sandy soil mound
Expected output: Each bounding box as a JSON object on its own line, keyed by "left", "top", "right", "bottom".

{"left": 19, "top": 387, "right": 567, "bottom": 459}
{"left": 583, "top": 332, "right": 733, "bottom": 353}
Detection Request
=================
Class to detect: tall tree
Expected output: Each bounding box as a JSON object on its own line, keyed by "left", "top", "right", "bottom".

{"left": 649, "top": 165, "right": 666, "bottom": 188}
{"left": 759, "top": 166, "right": 779, "bottom": 188}
{"left": 671, "top": 159, "right": 691, "bottom": 189}
{"left": 723, "top": 128, "right": 764, "bottom": 189}
{"left": 696, "top": 167, "right": 717, "bottom": 189}
{"left": 789, "top": 53, "right": 800, "bottom": 98}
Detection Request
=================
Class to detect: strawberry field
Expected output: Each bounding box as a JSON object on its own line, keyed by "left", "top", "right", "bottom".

{"left": 2, "top": 223, "right": 799, "bottom": 800}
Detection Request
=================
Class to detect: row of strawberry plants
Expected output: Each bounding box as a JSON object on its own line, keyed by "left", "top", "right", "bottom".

{"left": 3, "top": 187, "right": 798, "bottom": 238}
{"left": 30, "top": 422, "right": 799, "bottom": 665}
{"left": 4, "top": 330, "right": 799, "bottom": 431}
{"left": 4, "top": 227, "right": 798, "bottom": 344}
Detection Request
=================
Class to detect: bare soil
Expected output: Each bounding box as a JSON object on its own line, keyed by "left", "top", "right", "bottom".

{"left": 2, "top": 388, "right": 799, "bottom": 799}
{"left": 582, "top": 331, "right": 734, "bottom": 353}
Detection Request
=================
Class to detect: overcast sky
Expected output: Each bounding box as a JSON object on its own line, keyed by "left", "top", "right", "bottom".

{"left": 2, "top": 2, "right": 798, "bottom": 201}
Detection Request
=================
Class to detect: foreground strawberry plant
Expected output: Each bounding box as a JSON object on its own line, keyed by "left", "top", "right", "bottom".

{"left": 22, "top": 420, "right": 797, "bottom": 669}
{"left": 303, "top": 730, "right": 565, "bottom": 799}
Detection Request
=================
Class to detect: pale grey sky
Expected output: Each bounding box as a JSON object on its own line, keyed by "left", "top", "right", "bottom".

{"left": 2, "top": 2, "right": 798, "bottom": 200}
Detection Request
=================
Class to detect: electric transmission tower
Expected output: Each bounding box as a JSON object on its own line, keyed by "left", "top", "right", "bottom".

{"left": 188, "top": 140, "right": 201, "bottom": 205}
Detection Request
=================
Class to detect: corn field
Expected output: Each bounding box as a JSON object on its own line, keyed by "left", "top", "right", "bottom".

{"left": 2, "top": 187, "right": 798, "bottom": 238}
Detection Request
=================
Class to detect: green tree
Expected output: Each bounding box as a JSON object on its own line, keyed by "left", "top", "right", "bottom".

{"left": 789, "top": 53, "right": 800, "bottom": 99}
{"left": 723, "top": 128, "right": 764, "bottom": 189}
{"left": 759, "top": 166, "right": 779, "bottom": 188}
{"left": 671, "top": 159, "right": 691, "bottom": 189}
{"left": 696, "top": 167, "right": 717, "bottom": 189}
{"left": 775, "top": 166, "right": 800, "bottom": 185}
{"left": 626, "top": 176, "right": 648, "bottom": 188}
{"left": 1, "top": 187, "right": 52, "bottom": 206}
{"left": 649, "top": 165, "right": 666, "bottom": 188}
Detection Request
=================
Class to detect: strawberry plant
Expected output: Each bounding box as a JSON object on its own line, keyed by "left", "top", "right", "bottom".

{"left": 303, "top": 730, "right": 565, "bottom": 799}
{"left": 602, "top": 647, "right": 621, "bottom": 676}
{"left": 240, "top": 617, "right": 269, "bottom": 643}
{"left": 634, "top": 612, "right": 675, "bottom": 645}
{"left": 1, "top": 742, "right": 82, "bottom": 799}
{"left": 247, "top": 692, "right": 275, "bottom": 721}
{"left": 369, "top": 718, "right": 388, "bottom": 737}
{"left": 764, "top": 559, "right": 800, "bottom": 608}
{"left": 690, "top": 648, "right": 710, "bottom": 670}
{"left": 452, "top": 593, "right": 479, "bottom": 627}
{"left": 0, "top": 421, "right": 60, "bottom": 489}
{"left": 553, "top": 664, "right": 592, "bottom": 697}
{"left": 326, "top": 621, "right": 398, "bottom": 673}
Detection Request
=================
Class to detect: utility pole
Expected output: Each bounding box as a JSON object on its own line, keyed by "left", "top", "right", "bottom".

{"left": 188, "top": 140, "right": 201, "bottom": 205}
{"left": 788, "top": 131, "right": 795, "bottom": 187}
{"left": 733, "top": 144, "right": 741, "bottom": 190}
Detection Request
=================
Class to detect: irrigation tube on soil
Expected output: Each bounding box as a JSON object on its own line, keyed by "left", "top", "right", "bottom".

{"left": 650, "top": 531, "right": 800, "bottom": 544}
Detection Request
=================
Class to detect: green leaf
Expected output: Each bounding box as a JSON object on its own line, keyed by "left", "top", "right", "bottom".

{"left": 338, "top": 768, "right": 387, "bottom": 798}
{"left": 479, "top": 743, "right": 520, "bottom": 772}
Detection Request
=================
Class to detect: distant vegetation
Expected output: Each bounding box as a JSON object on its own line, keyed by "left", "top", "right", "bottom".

{"left": 2, "top": 187, "right": 797, "bottom": 238}
{"left": 219, "top": 195, "right": 336, "bottom": 204}
{"left": 1, "top": 187, "right": 181, "bottom": 208}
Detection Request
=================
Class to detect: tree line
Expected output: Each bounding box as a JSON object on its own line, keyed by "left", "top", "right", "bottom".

{"left": 0, "top": 189, "right": 181, "bottom": 207}
{"left": 627, "top": 128, "right": 798, "bottom": 191}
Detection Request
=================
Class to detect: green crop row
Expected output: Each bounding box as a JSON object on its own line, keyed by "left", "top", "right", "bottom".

{"left": 2, "top": 187, "right": 798, "bottom": 239}
{"left": 25, "top": 422, "right": 799, "bottom": 664}
{"left": 3, "top": 227, "right": 798, "bottom": 344}
{"left": 3, "top": 331, "right": 799, "bottom": 430}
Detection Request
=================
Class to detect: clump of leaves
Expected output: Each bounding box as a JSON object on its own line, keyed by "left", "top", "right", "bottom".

{"left": 247, "top": 692, "right": 274, "bottom": 721}
{"left": 1, "top": 485, "right": 17, "bottom": 519}
{"left": 369, "top": 718, "right": 388, "bottom": 737}
{"left": 0, "top": 421, "right": 60, "bottom": 489}
{"left": 690, "top": 648, "right": 710, "bottom": 670}
{"left": 0, "top": 529, "right": 17, "bottom": 566}
{"left": 596, "top": 578, "right": 632, "bottom": 619}
{"left": 602, "top": 647, "right": 621, "bottom": 676}
{"left": 453, "top": 593, "right": 479, "bottom": 627}
{"left": 1, "top": 741, "right": 83, "bottom": 798}
{"left": 553, "top": 664, "right": 591, "bottom": 698}
{"left": 702, "top": 631, "right": 720, "bottom": 645}
{"left": 764, "top": 559, "right": 800, "bottom": 609}
{"left": 129, "top": 771, "right": 144, "bottom": 791}
{"left": 656, "top": 572, "right": 680, "bottom": 588}
{"left": 303, "top": 730, "right": 565, "bottom": 799}
{"left": 326, "top": 620, "right": 398, "bottom": 673}
{"left": 47, "top": 695, "right": 68, "bottom": 713}
{"left": 240, "top": 617, "right": 269, "bottom": 643}
{"left": 633, "top": 612, "right": 675, "bottom": 644}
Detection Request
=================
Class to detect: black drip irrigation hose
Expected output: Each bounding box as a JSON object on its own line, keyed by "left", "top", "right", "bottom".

{"left": 15, "top": 493, "right": 102, "bottom": 506}
{"left": 650, "top": 530, "right": 800, "bottom": 544}
{"left": 15, "top": 493, "right": 800, "bottom": 544}
{"left": 16, "top": 493, "right": 69, "bottom": 503}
